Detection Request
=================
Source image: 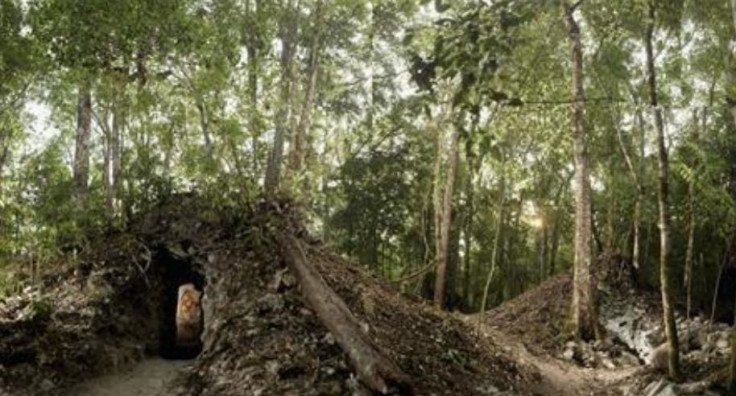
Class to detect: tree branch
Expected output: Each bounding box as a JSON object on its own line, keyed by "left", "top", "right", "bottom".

{"left": 570, "top": 0, "right": 585, "bottom": 12}
{"left": 510, "top": 96, "right": 627, "bottom": 106}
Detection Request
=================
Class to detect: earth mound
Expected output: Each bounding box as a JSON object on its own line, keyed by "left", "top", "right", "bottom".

{"left": 0, "top": 195, "right": 539, "bottom": 395}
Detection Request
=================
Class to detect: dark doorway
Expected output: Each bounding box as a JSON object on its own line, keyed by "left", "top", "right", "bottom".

{"left": 158, "top": 250, "right": 205, "bottom": 359}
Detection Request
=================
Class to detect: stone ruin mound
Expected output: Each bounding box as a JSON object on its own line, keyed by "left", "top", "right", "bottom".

{"left": 0, "top": 195, "right": 539, "bottom": 395}
{"left": 484, "top": 251, "right": 734, "bottom": 394}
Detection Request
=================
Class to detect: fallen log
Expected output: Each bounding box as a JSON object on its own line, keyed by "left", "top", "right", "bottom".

{"left": 279, "top": 233, "right": 413, "bottom": 394}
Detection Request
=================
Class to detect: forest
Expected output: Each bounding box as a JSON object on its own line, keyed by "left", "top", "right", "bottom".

{"left": 1, "top": 0, "right": 736, "bottom": 395}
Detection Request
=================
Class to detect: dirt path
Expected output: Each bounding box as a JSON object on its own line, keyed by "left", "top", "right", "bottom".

{"left": 465, "top": 316, "right": 638, "bottom": 395}
{"left": 69, "top": 358, "right": 193, "bottom": 396}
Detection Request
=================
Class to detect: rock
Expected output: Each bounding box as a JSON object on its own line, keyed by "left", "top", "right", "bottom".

{"left": 323, "top": 332, "right": 335, "bottom": 345}
{"left": 693, "top": 328, "right": 709, "bottom": 350}
{"left": 617, "top": 351, "right": 640, "bottom": 367}
{"left": 701, "top": 341, "right": 715, "bottom": 354}
{"left": 40, "top": 379, "right": 54, "bottom": 392}
{"left": 716, "top": 338, "right": 729, "bottom": 350}
{"left": 256, "top": 293, "right": 284, "bottom": 313}
{"left": 600, "top": 356, "right": 616, "bottom": 369}
{"left": 649, "top": 343, "right": 669, "bottom": 370}
{"left": 268, "top": 268, "right": 295, "bottom": 292}
{"left": 562, "top": 349, "right": 575, "bottom": 361}
{"left": 676, "top": 381, "right": 710, "bottom": 394}
{"left": 644, "top": 379, "right": 677, "bottom": 396}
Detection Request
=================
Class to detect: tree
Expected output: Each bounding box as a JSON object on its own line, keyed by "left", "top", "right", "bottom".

{"left": 433, "top": 114, "right": 460, "bottom": 309}
{"left": 289, "top": 0, "right": 323, "bottom": 176}
{"left": 72, "top": 80, "right": 92, "bottom": 207}
{"left": 0, "top": 0, "right": 38, "bottom": 181}
{"left": 562, "top": 0, "right": 600, "bottom": 341}
{"left": 644, "top": 0, "right": 680, "bottom": 380}
{"left": 264, "top": 0, "right": 298, "bottom": 198}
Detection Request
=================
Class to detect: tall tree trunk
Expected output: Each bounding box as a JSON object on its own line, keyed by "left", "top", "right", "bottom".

{"left": 548, "top": 174, "right": 570, "bottom": 276}
{"left": 0, "top": 126, "right": 12, "bottom": 181}
{"left": 480, "top": 156, "right": 506, "bottom": 315}
{"left": 632, "top": 94, "right": 647, "bottom": 271}
{"left": 645, "top": 1, "right": 680, "bottom": 380}
{"left": 462, "top": 204, "right": 472, "bottom": 306}
{"left": 608, "top": 82, "right": 646, "bottom": 271}
{"left": 685, "top": 109, "right": 700, "bottom": 320}
{"left": 264, "top": 0, "right": 298, "bottom": 198}
{"left": 434, "top": 125, "right": 460, "bottom": 310}
{"left": 103, "top": 78, "right": 124, "bottom": 220}
{"left": 289, "top": 0, "right": 323, "bottom": 175}
{"left": 430, "top": 116, "right": 443, "bottom": 299}
{"left": 462, "top": 115, "right": 479, "bottom": 307}
{"left": 562, "top": 0, "right": 600, "bottom": 341}
{"left": 196, "top": 100, "right": 212, "bottom": 152}
{"left": 538, "top": 221, "right": 549, "bottom": 283}
{"left": 549, "top": 215, "right": 560, "bottom": 276}
{"left": 73, "top": 80, "right": 92, "bottom": 208}
{"left": 246, "top": 0, "right": 261, "bottom": 173}
{"left": 103, "top": 110, "right": 114, "bottom": 219}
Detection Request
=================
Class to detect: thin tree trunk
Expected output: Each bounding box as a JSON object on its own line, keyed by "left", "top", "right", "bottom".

{"left": 196, "top": 100, "right": 212, "bottom": 151}
{"left": 264, "top": 0, "right": 297, "bottom": 198}
{"left": 0, "top": 126, "right": 13, "bottom": 181}
{"left": 462, "top": 173, "right": 473, "bottom": 305}
{"left": 463, "top": 213, "right": 472, "bottom": 306}
{"left": 622, "top": 85, "right": 648, "bottom": 272}
{"left": 633, "top": 93, "right": 646, "bottom": 271}
{"left": 289, "top": 0, "right": 323, "bottom": 174}
{"left": 462, "top": 116, "right": 479, "bottom": 307}
{"left": 549, "top": 216, "right": 560, "bottom": 276}
{"left": 73, "top": 79, "right": 92, "bottom": 208}
{"left": 614, "top": 88, "right": 646, "bottom": 271}
{"left": 548, "top": 174, "right": 571, "bottom": 276}
{"left": 536, "top": 229, "right": 544, "bottom": 283}
{"left": 645, "top": 1, "right": 680, "bottom": 380}
{"left": 685, "top": 109, "right": 699, "bottom": 320}
{"left": 112, "top": 85, "right": 122, "bottom": 213}
{"left": 114, "top": 75, "right": 124, "bottom": 215}
{"left": 562, "top": 0, "right": 600, "bottom": 341}
{"left": 103, "top": 78, "right": 123, "bottom": 220}
{"left": 712, "top": 245, "right": 730, "bottom": 322}
{"left": 246, "top": 0, "right": 261, "bottom": 173}
{"left": 103, "top": 107, "right": 114, "bottom": 219}
{"left": 434, "top": 125, "right": 460, "bottom": 310}
{"left": 480, "top": 159, "right": 505, "bottom": 315}
{"left": 430, "top": 115, "right": 443, "bottom": 299}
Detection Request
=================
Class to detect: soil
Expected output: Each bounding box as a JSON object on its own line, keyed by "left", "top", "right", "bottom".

{"left": 69, "top": 358, "right": 194, "bottom": 396}
{"left": 467, "top": 315, "right": 640, "bottom": 395}
{"left": 484, "top": 273, "right": 574, "bottom": 356}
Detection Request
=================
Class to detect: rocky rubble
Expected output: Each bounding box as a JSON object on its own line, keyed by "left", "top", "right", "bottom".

{"left": 181, "top": 201, "right": 539, "bottom": 395}
{"left": 487, "top": 251, "right": 735, "bottom": 395}
{"left": 560, "top": 338, "right": 641, "bottom": 369}
{"left": 0, "top": 234, "right": 162, "bottom": 395}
